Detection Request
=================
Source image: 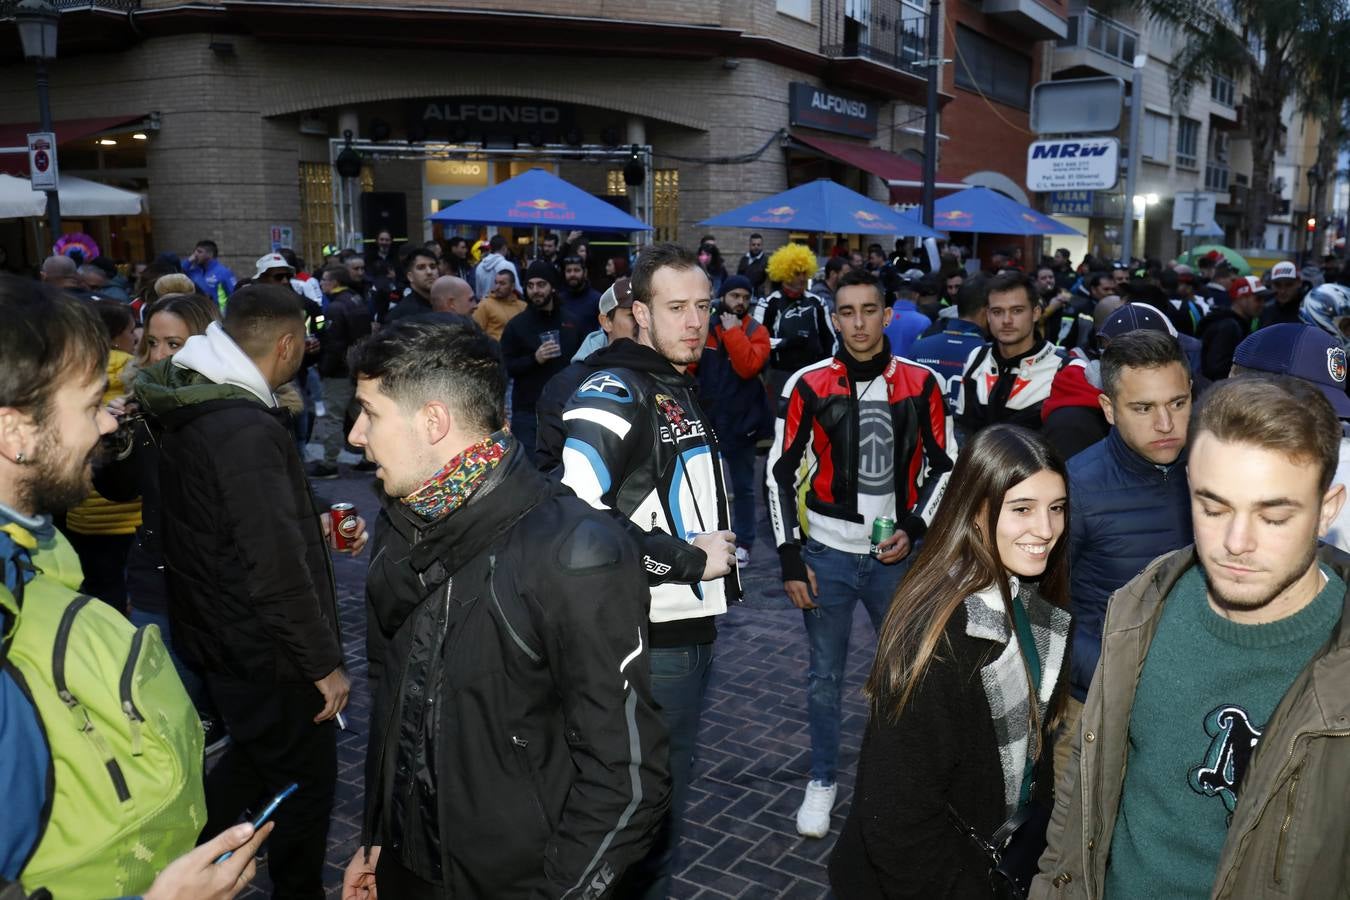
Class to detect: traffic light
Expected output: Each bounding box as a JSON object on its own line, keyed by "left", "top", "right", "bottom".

{"left": 1307, "top": 217, "right": 1318, "bottom": 232}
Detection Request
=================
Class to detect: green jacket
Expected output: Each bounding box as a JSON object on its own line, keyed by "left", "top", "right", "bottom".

{"left": 1032, "top": 544, "right": 1350, "bottom": 899}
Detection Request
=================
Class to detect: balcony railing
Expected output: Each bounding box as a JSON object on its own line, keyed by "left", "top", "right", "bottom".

{"left": 821, "top": 0, "right": 928, "bottom": 75}
{"left": 1058, "top": 8, "right": 1138, "bottom": 66}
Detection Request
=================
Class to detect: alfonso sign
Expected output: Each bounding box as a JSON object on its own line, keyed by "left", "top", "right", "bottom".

{"left": 789, "top": 83, "right": 878, "bottom": 139}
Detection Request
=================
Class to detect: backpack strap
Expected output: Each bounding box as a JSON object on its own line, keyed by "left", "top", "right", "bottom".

{"left": 964, "top": 343, "right": 992, "bottom": 379}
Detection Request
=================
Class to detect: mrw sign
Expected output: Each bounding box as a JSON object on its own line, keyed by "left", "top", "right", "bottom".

{"left": 1026, "top": 138, "right": 1120, "bottom": 191}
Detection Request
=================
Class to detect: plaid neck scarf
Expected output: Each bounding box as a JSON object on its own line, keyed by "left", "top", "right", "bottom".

{"left": 401, "top": 433, "right": 510, "bottom": 522}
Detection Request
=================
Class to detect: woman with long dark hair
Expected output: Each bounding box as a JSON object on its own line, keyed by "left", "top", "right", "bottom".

{"left": 830, "top": 424, "right": 1072, "bottom": 898}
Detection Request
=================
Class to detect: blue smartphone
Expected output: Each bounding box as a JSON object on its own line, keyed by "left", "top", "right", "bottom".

{"left": 214, "top": 782, "right": 299, "bottom": 863}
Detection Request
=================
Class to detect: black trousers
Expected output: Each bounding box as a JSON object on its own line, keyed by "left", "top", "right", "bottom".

{"left": 201, "top": 675, "right": 337, "bottom": 900}
{"left": 64, "top": 530, "right": 134, "bottom": 613}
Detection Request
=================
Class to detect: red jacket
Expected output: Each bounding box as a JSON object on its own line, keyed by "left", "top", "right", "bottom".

{"left": 704, "top": 314, "right": 770, "bottom": 378}
{"left": 696, "top": 313, "right": 772, "bottom": 444}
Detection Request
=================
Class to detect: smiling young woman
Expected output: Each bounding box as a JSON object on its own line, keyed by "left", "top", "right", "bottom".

{"left": 830, "top": 424, "right": 1073, "bottom": 899}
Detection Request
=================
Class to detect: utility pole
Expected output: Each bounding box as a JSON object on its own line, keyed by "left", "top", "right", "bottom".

{"left": 1120, "top": 54, "right": 1145, "bottom": 264}
{"left": 920, "top": 0, "right": 941, "bottom": 228}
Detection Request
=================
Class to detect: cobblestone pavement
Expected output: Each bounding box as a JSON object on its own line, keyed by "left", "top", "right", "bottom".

{"left": 243, "top": 460, "right": 878, "bottom": 898}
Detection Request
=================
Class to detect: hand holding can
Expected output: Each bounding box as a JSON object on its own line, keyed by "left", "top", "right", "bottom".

{"left": 329, "top": 502, "right": 361, "bottom": 552}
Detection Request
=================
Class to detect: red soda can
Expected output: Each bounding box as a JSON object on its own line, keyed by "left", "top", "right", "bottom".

{"left": 330, "top": 502, "right": 359, "bottom": 551}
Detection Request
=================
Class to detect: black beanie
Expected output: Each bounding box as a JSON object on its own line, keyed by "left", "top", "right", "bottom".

{"left": 525, "top": 259, "right": 559, "bottom": 290}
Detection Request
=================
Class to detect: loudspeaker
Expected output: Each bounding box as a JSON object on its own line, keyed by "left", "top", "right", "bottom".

{"left": 360, "top": 192, "right": 408, "bottom": 241}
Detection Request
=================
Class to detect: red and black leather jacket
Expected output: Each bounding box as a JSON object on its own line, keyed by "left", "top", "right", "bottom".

{"left": 767, "top": 343, "right": 953, "bottom": 578}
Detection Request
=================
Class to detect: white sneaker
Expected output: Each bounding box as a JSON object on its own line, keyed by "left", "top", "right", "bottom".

{"left": 735, "top": 546, "right": 750, "bottom": 567}
{"left": 795, "top": 779, "right": 837, "bottom": 838}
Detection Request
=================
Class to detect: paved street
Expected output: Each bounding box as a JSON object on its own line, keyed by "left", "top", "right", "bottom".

{"left": 243, "top": 460, "right": 878, "bottom": 899}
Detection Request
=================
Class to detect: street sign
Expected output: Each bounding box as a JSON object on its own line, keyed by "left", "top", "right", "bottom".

{"left": 27, "top": 132, "right": 58, "bottom": 191}
{"left": 1027, "top": 138, "right": 1120, "bottom": 191}
{"left": 269, "top": 225, "right": 295, "bottom": 251}
{"left": 1030, "top": 77, "right": 1125, "bottom": 134}
{"left": 1172, "top": 190, "right": 1218, "bottom": 232}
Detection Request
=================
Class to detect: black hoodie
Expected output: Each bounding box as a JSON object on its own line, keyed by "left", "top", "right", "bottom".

{"left": 499, "top": 301, "right": 585, "bottom": 412}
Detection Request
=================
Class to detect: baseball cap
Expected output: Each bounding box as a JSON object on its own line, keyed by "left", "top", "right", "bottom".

{"left": 254, "top": 253, "right": 294, "bottom": 279}
{"left": 1233, "top": 323, "right": 1350, "bottom": 416}
{"left": 1269, "top": 260, "right": 1298, "bottom": 283}
{"left": 598, "top": 277, "right": 632, "bottom": 316}
{"left": 1098, "top": 302, "right": 1177, "bottom": 340}
{"left": 1229, "top": 275, "right": 1267, "bottom": 302}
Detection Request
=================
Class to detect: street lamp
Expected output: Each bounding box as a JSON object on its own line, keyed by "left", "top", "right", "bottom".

{"left": 15, "top": 0, "right": 61, "bottom": 246}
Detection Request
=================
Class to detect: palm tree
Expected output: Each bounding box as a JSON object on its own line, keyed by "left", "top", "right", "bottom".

{"left": 1129, "top": 0, "right": 1349, "bottom": 247}
{"left": 1296, "top": 13, "right": 1350, "bottom": 253}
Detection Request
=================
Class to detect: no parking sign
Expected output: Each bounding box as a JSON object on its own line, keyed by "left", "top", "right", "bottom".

{"left": 27, "top": 132, "right": 59, "bottom": 191}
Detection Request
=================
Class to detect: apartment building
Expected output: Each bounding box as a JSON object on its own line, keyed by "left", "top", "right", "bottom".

{"left": 1047, "top": 0, "right": 1326, "bottom": 263}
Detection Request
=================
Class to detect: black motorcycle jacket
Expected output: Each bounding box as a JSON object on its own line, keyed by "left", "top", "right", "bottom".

{"left": 548, "top": 339, "right": 741, "bottom": 647}
{"left": 362, "top": 442, "right": 669, "bottom": 898}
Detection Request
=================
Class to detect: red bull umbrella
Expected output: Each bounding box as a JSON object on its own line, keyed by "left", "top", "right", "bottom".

{"left": 700, "top": 178, "right": 941, "bottom": 238}
{"left": 903, "top": 185, "right": 1081, "bottom": 235}
{"left": 427, "top": 167, "right": 651, "bottom": 231}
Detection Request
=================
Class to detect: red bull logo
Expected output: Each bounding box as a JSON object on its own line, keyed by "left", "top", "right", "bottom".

{"left": 516, "top": 198, "right": 568, "bottom": 211}
{"left": 937, "top": 210, "right": 973, "bottom": 226}
{"left": 749, "top": 205, "right": 797, "bottom": 224}
{"left": 853, "top": 210, "right": 882, "bottom": 223}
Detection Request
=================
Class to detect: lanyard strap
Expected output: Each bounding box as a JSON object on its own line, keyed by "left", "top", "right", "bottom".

{"left": 1009, "top": 594, "right": 1042, "bottom": 808}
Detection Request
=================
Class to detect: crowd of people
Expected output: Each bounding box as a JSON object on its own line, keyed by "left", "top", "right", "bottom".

{"left": 1, "top": 223, "right": 1348, "bottom": 900}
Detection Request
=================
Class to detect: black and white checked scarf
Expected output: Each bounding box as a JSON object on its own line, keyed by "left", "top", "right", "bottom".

{"left": 964, "top": 578, "right": 1071, "bottom": 818}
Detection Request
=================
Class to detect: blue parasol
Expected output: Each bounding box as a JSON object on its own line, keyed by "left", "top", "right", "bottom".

{"left": 427, "top": 168, "right": 651, "bottom": 231}
{"left": 700, "top": 179, "right": 942, "bottom": 238}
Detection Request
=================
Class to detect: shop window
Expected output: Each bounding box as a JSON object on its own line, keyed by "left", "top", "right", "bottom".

{"left": 299, "top": 162, "right": 334, "bottom": 270}
{"left": 953, "top": 26, "right": 1031, "bottom": 110}
{"left": 299, "top": 162, "right": 375, "bottom": 267}
{"left": 606, "top": 168, "right": 680, "bottom": 244}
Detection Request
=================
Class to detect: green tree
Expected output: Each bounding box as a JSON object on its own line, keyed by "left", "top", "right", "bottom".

{"left": 1132, "top": 0, "right": 1349, "bottom": 247}
{"left": 1296, "top": 12, "right": 1350, "bottom": 253}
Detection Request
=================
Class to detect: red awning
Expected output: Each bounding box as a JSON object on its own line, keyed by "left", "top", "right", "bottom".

{"left": 791, "top": 131, "right": 966, "bottom": 205}
{"left": 0, "top": 114, "right": 146, "bottom": 174}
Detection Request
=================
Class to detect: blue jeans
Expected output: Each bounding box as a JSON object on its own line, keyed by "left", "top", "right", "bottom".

{"left": 801, "top": 538, "right": 910, "bottom": 784}
{"left": 129, "top": 607, "right": 214, "bottom": 719}
{"left": 721, "top": 439, "right": 758, "bottom": 551}
{"left": 618, "top": 642, "right": 713, "bottom": 900}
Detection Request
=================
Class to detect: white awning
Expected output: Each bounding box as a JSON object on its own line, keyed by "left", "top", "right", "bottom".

{"left": 0, "top": 173, "right": 47, "bottom": 219}
{"left": 57, "top": 176, "right": 144, "bottom": 216}
{"left": 0, "top": 173, "right": 143, "bottom": 219}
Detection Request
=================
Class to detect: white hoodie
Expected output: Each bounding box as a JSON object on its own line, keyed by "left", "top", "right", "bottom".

{"left": 474, "top": 252, "right": 522, "bottom": 300}
{"left": 172, "top": 321, "right": 276, "bottom": 408}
